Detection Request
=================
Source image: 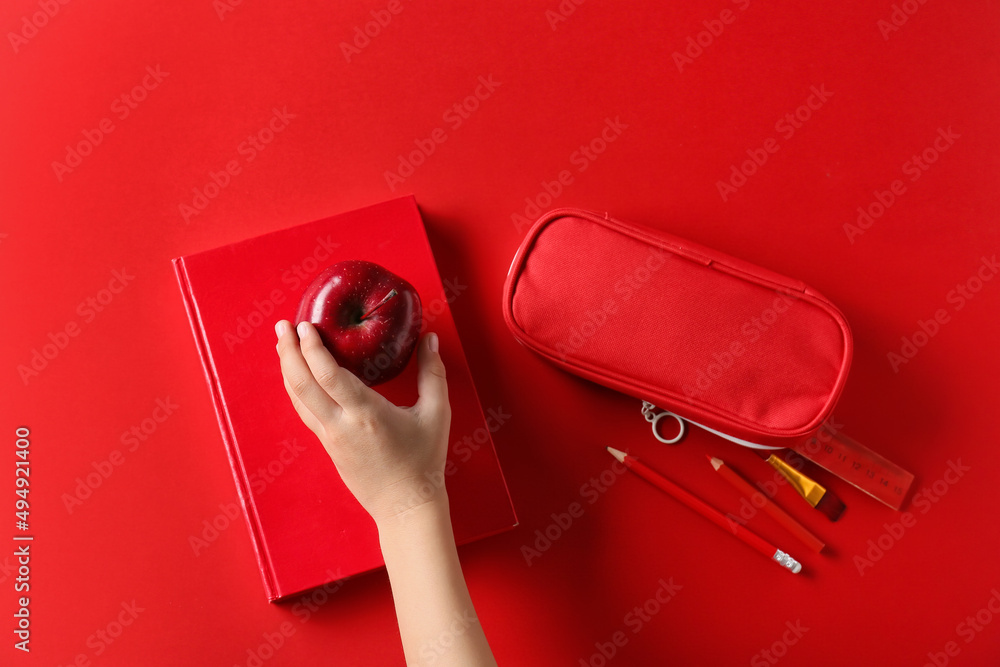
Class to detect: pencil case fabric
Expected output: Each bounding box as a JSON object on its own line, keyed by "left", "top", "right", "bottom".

{"left": 502, "top": 208, "right": 853, "bottom": 450}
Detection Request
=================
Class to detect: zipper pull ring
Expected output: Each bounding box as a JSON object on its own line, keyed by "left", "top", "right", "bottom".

{"left": 641, "top": 401, "right": 686, "bottom": 444}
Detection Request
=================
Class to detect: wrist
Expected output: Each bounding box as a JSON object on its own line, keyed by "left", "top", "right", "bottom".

{"left": 374, "top": 483, "right": 450, "bottom": 534}
{"left": 367, "top": 466, "right": 451, "bottom": 526}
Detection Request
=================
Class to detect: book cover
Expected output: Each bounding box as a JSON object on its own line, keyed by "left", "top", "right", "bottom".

{"left": 172, "top": 196, "right": 517, "bottom": 600}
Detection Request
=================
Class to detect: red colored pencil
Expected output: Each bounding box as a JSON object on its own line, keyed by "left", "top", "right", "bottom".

{"left": 607, "top": 447, "right": 801, "bottom": 574}
{"left": 708, "top": 456, "right": 825, "bottom": 553}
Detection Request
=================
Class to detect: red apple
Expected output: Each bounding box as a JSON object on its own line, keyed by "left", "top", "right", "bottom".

{"left": 295, "top": 260, "right": 422, "bottom": 386}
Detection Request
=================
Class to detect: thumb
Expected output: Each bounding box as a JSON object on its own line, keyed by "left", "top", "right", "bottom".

{"left": 415, "top": 333, "right": 449, "bottom": 419}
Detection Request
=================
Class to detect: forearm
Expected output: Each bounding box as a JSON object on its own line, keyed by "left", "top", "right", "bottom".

{"left": 377, "top": 492, "right": 497, "bottom": 667}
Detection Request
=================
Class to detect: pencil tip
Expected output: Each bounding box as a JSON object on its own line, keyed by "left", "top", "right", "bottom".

{"left": 606, "top": 446, "right": 627, "bottom": 463}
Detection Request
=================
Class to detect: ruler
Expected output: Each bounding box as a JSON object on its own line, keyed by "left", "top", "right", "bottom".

{"left": 791, "top": 425, "right": 914, "bottom": 511}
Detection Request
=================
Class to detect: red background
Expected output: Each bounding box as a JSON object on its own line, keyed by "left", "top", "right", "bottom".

{"left": 2, "top": 1, "right": 998, "bottom": 665}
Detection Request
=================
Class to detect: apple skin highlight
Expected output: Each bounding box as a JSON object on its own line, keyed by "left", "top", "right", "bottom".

{"left": 295, "top": 260, "right": 422, "bottom": 386}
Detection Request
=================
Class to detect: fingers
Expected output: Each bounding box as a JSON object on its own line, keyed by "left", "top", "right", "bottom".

{"left": 275, "top": 320, "right": 341, "bottom": 423}
{"left": 294, "top": 321, "right": 370, "bottom": 413}
{"left": 282, "top": 374, "right": 324, "bottom": 434}
{"left": 415, "top": 333, "right": 449, "bottom": 421}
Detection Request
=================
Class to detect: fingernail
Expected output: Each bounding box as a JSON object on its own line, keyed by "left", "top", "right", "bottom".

{"left": 297, "top": 321, "right": 309, "bottom": 338}
{"left": 428, "top": 332, "right": 439, "bottom": 353}
{"left": 275, "top": 321, "right": 287, "bottom": 338}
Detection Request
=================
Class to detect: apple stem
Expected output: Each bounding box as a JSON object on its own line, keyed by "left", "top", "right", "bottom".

{"left": 360, "top": 289, "right": 398, "bottom": 321}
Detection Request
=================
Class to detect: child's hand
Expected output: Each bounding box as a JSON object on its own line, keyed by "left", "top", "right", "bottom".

{"left": 275, "top": 320, "right": 451, "bottom": 527}
{"left": 277, "top": 319, "right": 497, "bottom": 666}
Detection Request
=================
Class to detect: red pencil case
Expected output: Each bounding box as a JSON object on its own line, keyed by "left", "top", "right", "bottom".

{"left": 503, "top": 208, "right": 916, "bottom": 510}
{"left": 502, "top": 208, "right": 852, "bottom": 450}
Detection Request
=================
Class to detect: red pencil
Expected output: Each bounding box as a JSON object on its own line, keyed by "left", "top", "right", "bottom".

{"left": 708, "top": 456, "right": 825, "bottom": 553}
{"left": 607, "top": 447, "right": 801, "bottom": 574}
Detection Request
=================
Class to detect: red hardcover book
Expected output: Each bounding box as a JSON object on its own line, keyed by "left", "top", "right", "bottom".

{"left": 172, "top": 196, "right": 517, "bottom": 601}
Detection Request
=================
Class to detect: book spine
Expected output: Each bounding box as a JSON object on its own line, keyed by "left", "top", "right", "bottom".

{"left": 171, "top": 258, "right": 280, "bottom": 600}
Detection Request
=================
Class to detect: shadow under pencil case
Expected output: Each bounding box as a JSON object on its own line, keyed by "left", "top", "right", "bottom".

{"left": 502, "top": 208, "right": 913, "bottom": 509}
